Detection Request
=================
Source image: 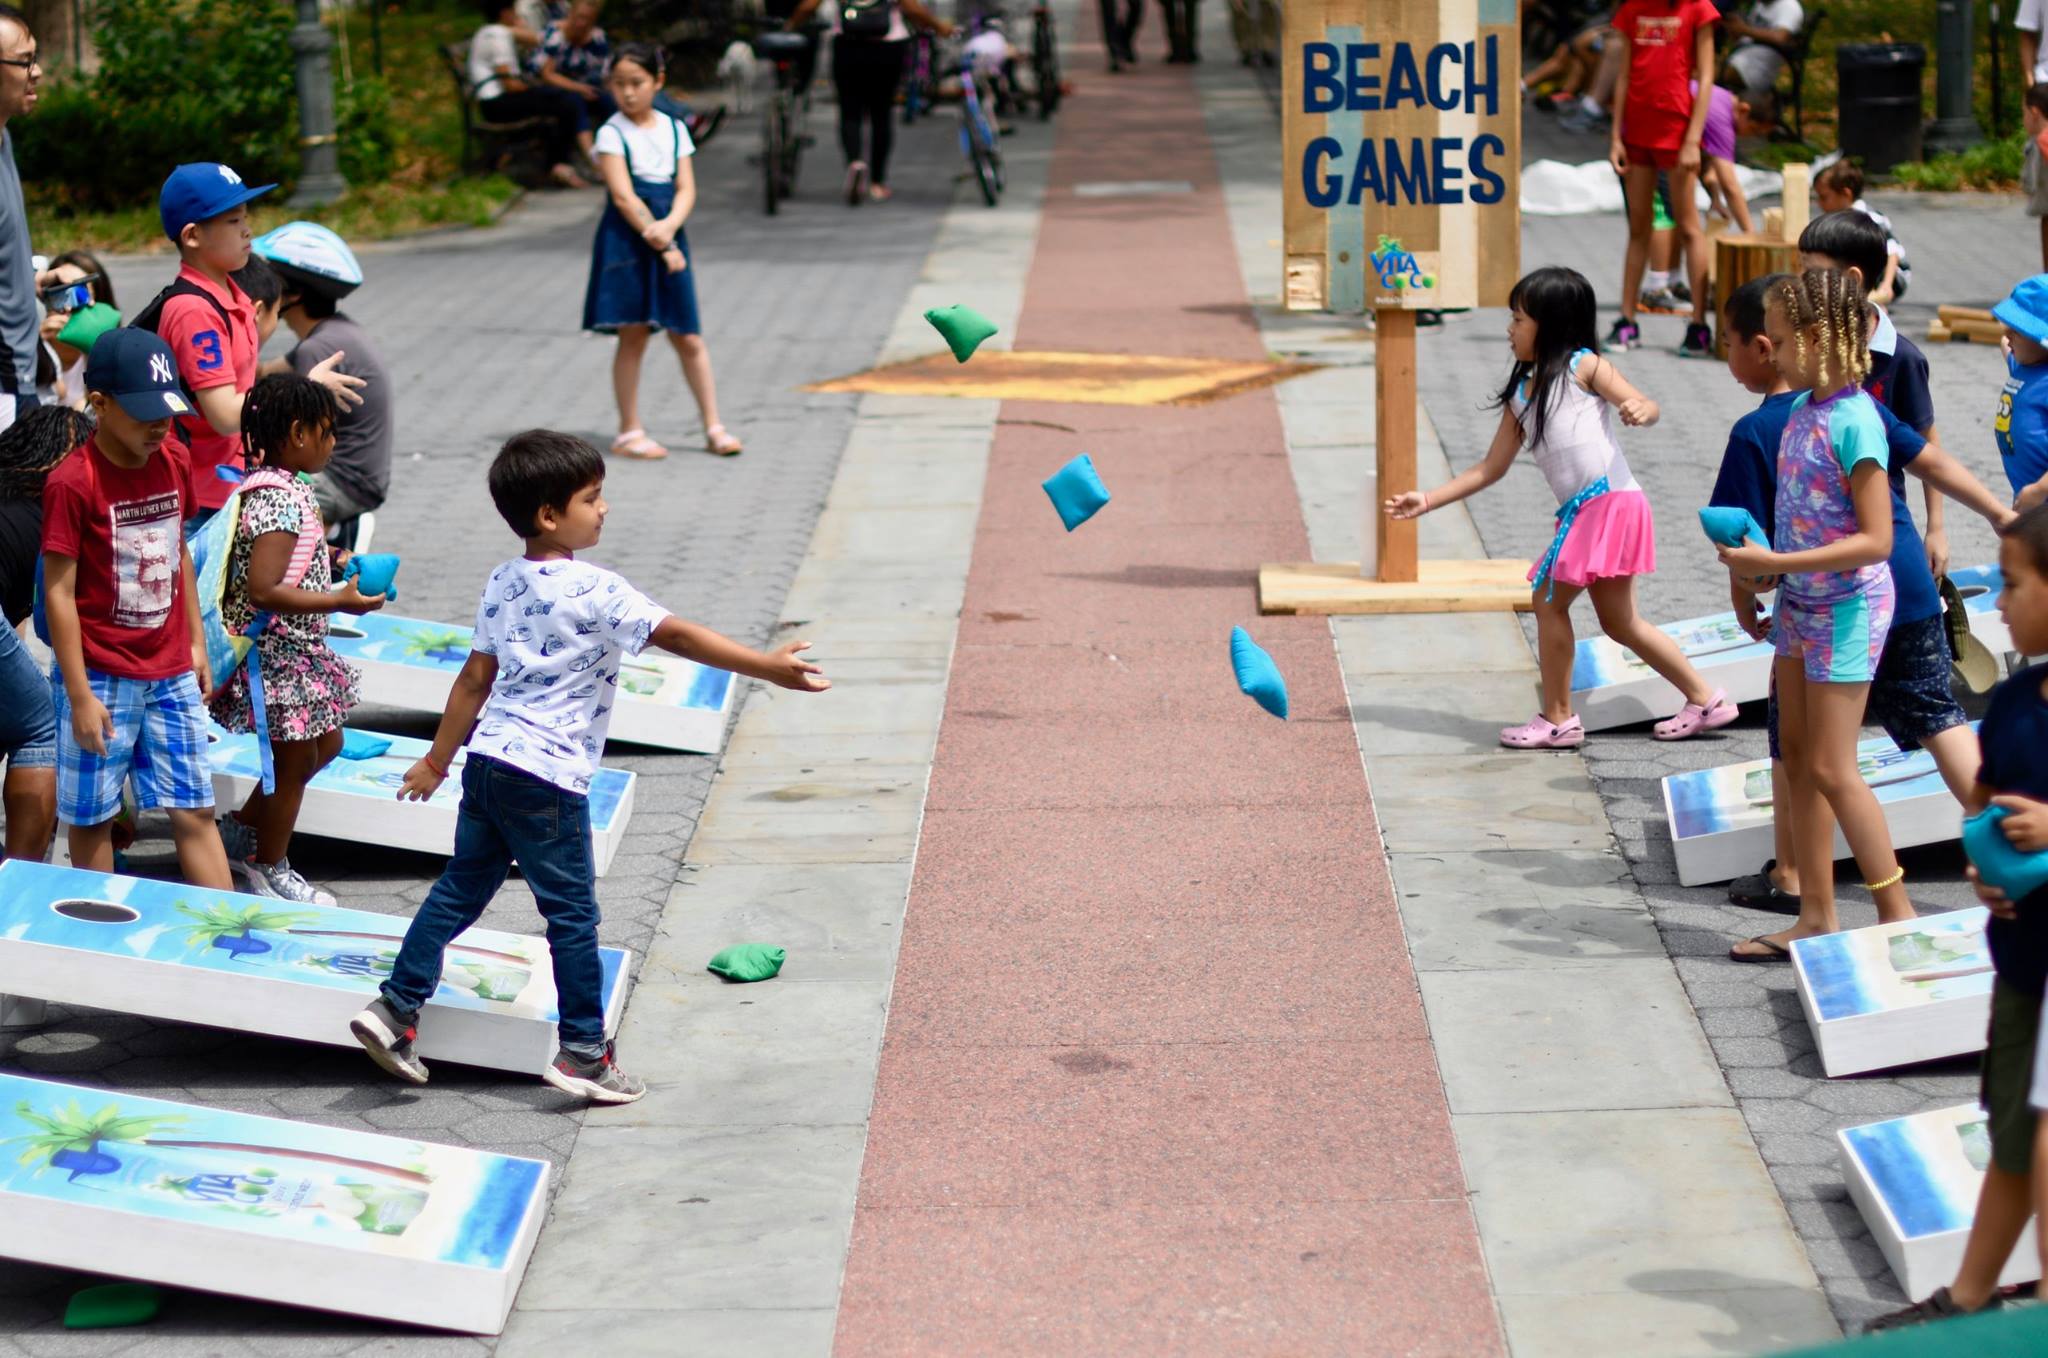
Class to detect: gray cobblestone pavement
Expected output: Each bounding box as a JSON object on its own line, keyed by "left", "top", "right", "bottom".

{"left": 1420, "top": 113, "right": 2030, "bottom": 1330}
{"left": 0, "top": 88, "right": 978, "bottom": 1352}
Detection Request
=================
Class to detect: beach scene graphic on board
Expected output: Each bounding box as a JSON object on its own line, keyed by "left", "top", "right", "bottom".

{"left": 0, "top": 1074, "right": 544, "bottom": 1265}
{"left": 1795, "top": 910, "right": 1993, "bottom": 1024}
{"left": 1667, "top": 727, "right": 1968, "bottom": 843}
{"left": 1843, "top": 1104, "right": 1995, "bottom": 1241}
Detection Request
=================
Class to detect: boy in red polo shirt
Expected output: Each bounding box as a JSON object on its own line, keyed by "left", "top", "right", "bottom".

{"left": 41, "top": 329, "right": 233, "bottom": 887}
{"left": 148, "top": 162, "right": 361, "bottom": 527}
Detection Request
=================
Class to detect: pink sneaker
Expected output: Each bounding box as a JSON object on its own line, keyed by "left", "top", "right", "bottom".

{"left": 1500, "top": 713, "right": 1585, "bottom": 749}
{"left": 1653, "top": 689, "right": 1739, "bottom": 741}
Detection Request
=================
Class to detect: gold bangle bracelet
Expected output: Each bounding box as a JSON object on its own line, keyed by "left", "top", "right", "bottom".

{"left": 1865, "top": 867, "right": 1905, "bottom": 892}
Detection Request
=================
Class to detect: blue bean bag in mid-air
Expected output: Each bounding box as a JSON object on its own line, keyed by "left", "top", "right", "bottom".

{"left": 1230, "top": 626, "right": 1288, "bottom": 720}
{"left": 1962, "top": 805, "right": 2048, "bottom": 902}
{"left": 1041, "top": 454, "right": 1111, "bottom": 532}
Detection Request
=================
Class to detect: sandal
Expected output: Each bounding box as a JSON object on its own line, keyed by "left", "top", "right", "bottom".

{"left": 705, "top": 424, "right": 744, "bottom": 456}
{"left": 1728, "top": 860, "right": 1800, "bottom": 913}
{"left": 1653, "top": 689, "right": 1740, "bottom": 741}
{"left": 846, "top": 160, "right": 869, "bottom": 207}
{"left": 1729, "top": 933, "right": 1792, "bottom": 964}
{"left": 609, "top": 429, "right": 669, "bottom": 461}
{"left": 1499, "top": 712, "right": 1584, "bottom": 749}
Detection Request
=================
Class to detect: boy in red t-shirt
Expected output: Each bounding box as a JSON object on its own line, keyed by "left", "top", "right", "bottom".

{"left": 150, "top": 163, "right": 361, "bottom": 527}
{"left": 1606, "top": 0, "right": 1720, "bottom": 356}
{"left": 40, "top": 329, "right": 233, "bottom": 887}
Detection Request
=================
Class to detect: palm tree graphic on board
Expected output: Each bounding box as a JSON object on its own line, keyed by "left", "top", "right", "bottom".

{"left": 400, "top": 626, "right": 471, "bottom": 666}
{"left": 7, "top": 1098, "right": 432, "bottom": 1186}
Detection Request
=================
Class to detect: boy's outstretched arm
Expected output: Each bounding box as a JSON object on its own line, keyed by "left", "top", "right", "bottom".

{"left": 397, "top": 650, "right": 498, "bottom": 801}
{"left": 1907, "top": 444, "right": 2019, "bottom": 531}
{"left": 652, "top": 616, "right": 830, "bottom": 693}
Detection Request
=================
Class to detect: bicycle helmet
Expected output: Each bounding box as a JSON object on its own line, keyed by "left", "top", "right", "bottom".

{"left": 250, "top": 221, "right": 364, "bottom": 300}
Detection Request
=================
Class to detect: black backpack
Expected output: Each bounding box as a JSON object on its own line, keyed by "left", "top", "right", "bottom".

{"left": 129, "top": 277, "right": 233, "bottom": 440}
{"left": 840, "top": 0, "right": 892, "bottom": 39}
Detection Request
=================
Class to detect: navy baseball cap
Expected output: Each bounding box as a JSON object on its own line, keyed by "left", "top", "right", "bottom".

{"left": 158, "top": 162, "right": 275, "bottom": 242}
{"left": 1994, "top": 275, "right": 2048, "bottom": 348}
{"left": 85, "top": 329, "right": 192, "bottom": 422}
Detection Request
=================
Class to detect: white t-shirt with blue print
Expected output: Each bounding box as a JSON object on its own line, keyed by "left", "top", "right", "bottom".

{"left": 469, "top": 557, "right": 670, "bottom": 794}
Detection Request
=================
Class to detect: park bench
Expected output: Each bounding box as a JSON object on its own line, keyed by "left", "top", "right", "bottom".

{"left": 439, "top": 38, "right": 556, "bottom": 177}
{"left": 1767, "top": 5, "right": 1825, "bottom": 147}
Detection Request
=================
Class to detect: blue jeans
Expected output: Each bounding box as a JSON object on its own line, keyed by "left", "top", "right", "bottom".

{"left": 0, "top": 621, "right": 55, "bottom": 771}
{"left": 379, "top": 755, "right": 606, "bottom": 1055}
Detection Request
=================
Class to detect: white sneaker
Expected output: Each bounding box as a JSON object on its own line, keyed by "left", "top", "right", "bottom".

{"left": 240, "top": 857, "right": 337, "bottom": 907}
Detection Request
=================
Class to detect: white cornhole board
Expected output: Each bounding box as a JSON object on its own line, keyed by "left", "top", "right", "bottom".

{"left": 0, "top": 1072, "right": 547, "bottom": 1334}
{"left": 0, "top": 859, "right": 630, "bottom": 1075}
{"left": 1840, "top": 1103, "right": 2041, "bottom": 1302}
{"left": 1791, "top": 909, "right": 1993, "bottom": 1077}
{"left": 326, "top": 609, "right": 736, "bottom": 753}
{"left": 1661, "top": 724, "right": 1974, "bottom": 887}
{"left": 1571, "top": 561, "right": 2009, "bottom": 732}
{"left": 205, "top": 727, "right": 637, "bottom": 877}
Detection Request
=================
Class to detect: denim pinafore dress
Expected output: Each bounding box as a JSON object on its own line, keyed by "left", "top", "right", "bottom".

{"left": 581, "top": 114, "right": 701, "bottom": 336}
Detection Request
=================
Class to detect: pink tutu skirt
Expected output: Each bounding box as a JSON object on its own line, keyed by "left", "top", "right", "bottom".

{"left": 1527, "top": 488, "right": 1658, "bottom": 589}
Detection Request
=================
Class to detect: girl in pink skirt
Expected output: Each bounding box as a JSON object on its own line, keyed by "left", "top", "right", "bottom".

{"left": 1385, "top": 265, "right": 1737, "bottom": 748}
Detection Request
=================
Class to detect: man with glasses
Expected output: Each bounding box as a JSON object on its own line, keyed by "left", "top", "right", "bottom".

{"left": 0, "top": 5, "right": 51, "bottom": 433}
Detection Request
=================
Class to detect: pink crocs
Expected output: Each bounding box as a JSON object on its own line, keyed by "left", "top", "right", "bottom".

{"left": 1500, "top": 713, "right": 1585, "bottom": 749}
{"left": 1653, "top": 689, "right": 1740, "bottom": 741}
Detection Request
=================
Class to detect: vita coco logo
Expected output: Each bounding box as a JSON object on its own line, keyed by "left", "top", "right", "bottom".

{"left": 1299, "top": 37, "right": 1509, "bottom": 209}
{"left": 1370, "top": 236, "right": 1433, "bottom": 292}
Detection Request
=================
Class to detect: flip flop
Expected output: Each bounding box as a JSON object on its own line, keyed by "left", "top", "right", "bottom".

{"left": 610, "top": 429, "right": 669, "bottom": 461}
{"left": 705, "top": 424, "right": 744, "bottom": 456}
{"left": 1729, "top": 934, "right": 1792, "bottom": 964}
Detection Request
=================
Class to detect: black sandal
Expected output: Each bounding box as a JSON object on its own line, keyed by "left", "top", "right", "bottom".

{"left": 1727, "top": 859, "right": 1800, "bottom": 914}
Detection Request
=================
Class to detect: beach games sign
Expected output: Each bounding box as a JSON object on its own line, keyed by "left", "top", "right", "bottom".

{"left": 1282, "top": 0, "right": 1520, "bottom": 312}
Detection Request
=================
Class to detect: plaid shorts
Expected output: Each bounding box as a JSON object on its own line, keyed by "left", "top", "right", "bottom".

{"left": 53, "top": 670, "right": 215, "bottom": 825}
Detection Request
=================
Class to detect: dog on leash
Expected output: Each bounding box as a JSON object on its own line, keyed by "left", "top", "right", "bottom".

{"left": 717, "top": 39, "right": 758, "bottom": 115}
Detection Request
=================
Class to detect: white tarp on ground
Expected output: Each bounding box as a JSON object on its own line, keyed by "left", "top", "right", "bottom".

{"left": 1521, "top": 158, "right": 1786, "bottom": 216}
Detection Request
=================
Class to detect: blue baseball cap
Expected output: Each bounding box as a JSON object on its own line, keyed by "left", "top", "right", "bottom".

{"left": 158, "top": 162, "right": 275, "bottom": 242}
{"left": 84, "top": 329, "right": 192, "bottom": 422}
{"left": 1994, "top": 275, "right": 2048, "bottom": 348}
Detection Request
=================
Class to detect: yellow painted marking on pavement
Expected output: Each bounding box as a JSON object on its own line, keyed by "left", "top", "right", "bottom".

{"left": 806, "top": 350, "right": 1321, "bottom": 406}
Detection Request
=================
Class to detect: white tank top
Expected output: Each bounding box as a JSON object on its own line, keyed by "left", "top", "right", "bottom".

{"left": 1511, "top": 349, "right": 1639, "bottom": 504}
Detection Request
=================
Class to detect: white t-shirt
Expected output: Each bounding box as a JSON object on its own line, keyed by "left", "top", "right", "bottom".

{"left": 2019, "top": 0, "right": 2048, "bottom": 83}
{"left": 593, "top": 111, "right": 696, "bottom": 184}
{"left": 1514, "top": 352, "right": 1640, "bottom": 504}
{"left": 469, "top": 22, "right": 520, "bottom": 101}
{"left": 469, "top": 558, "right": 670, "bottom": 794}
{"left": 1724, "top": 0, "right": 1803, "bottom": 93}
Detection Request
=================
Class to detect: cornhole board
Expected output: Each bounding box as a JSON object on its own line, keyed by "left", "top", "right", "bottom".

{"left": 326, "top": 610, "right": 735, "bottom": 753}
{"left": 1840, "top": 1103, "right": 2040, "bottom": 1302}
{"left": 0, "top": 1072, "right": 547, "bottom": 1334}
{"left": 0, "top": 859, "right": 630, "bottom": 1075}
{"left": 1661, "top": 724, "right": 1974, "bottom": 887}
{"left": 1571, "top": 561, "right": 2009, "bottom": 732}
{"left": 1791, "top": 909, "right": 1992, "bottom": 1077}
{"left": 205, "top": 727, "right": 637, "bottom": 877}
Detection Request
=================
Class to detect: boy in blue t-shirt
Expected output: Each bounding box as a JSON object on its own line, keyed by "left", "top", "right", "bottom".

{"left": 1712, "top": 274, "right": 2018, "bottom": 925}
{"left": 1864, "top": 503, "right": 2048, "bottom": 1330}
{"left": 1993, "top": 274, "right": 2048, "bottom": 510}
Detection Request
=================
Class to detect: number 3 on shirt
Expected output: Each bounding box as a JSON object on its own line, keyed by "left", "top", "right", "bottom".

{"left": 191, "top": 329, "right": 224, "bottom": 373}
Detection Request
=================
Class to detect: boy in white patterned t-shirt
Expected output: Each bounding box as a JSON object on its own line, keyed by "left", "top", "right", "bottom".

{"left": 348, "top": 430, "right": 828, "bottom": 1103}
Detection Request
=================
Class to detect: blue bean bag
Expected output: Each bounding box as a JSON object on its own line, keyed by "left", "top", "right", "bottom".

{"left": 1230, "top": 626, "right": 1288, "bottom": 720}
{"left": 924, "top": 304, "right": 998, "bottom": 363}
{"left": 338, "top": 730, "right": 393, "bottom": 761}
{"left": 1962, "top": 806, "right": 2048, "bottom": 901}
{"left": 344, "top": 552, "right": 401, "bottom": 600}
{"left": 1041, "top": 454, "right": 1111, "bottom": 532}
{"left": 1698, "top": 506, "right": 1771, "bottom": 550}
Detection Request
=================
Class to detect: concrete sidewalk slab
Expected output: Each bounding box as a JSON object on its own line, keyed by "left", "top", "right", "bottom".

{"left": 1365, "top": 753, "right": 1613, "bottom": 851}
{"left": 1392, "top": 849, "right": 1668, "bottom": 970}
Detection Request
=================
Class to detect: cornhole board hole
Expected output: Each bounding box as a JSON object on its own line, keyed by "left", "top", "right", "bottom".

{"left": 1791, "top": 908, "right": 1992, "bottom": 1077}
{"left": 205, "top": 727, "right": 636, "bottom": 878}
{"left": 0, "top": 859, "right": 630, "bottom": 1076}
{"left": 1840, "top": 1102, "right": 2041, "bottom": 1302}
{"left": 0, "top": 1072, "right": 547, "bottom": 1334}
{"left": 326, "top": 610, "right": 735, "bottom": 754}
{"left": 1573, "top": 562, "right": 2009, "bottom": 732}
{"left": 1661, "top": 725, "right": 1973, "bottom": 887}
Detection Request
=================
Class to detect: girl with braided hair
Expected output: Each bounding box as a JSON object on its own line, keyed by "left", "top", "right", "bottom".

{"left": 0, "top": 405, "right": 93, "bottom": 860}
{"left": 1721, "top": 267, "right": 1914, "bottom": 962}
{"left": 208, "top": 373, "right": 388, "bottom": 905}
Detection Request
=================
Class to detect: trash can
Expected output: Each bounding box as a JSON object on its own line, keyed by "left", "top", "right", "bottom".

{"left": 1836, "top": 43, "right": 1925, "bottom": 175}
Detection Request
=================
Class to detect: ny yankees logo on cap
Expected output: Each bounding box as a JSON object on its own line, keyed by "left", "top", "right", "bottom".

{"left": 149, "top": 353, "right": 175, "bottom": 385}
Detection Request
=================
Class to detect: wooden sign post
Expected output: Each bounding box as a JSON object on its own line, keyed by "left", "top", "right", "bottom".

{"left": 1260, "top": 0, "right": 1536, "bottom": 614}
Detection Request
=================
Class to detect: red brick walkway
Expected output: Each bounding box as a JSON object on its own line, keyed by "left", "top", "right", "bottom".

{"left": 833, "top": 46, "right": 1505, "bottom": 1356}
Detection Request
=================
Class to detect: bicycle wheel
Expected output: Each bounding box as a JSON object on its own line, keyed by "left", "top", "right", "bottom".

{"left": 763, "top": 98, "right": 784, "bottom": 215}
{"left": 1034, "top": 14, "right": 1061, "bottom": 118}
{"left": 971, "top": 136, "right": 1000, "bottom": 206}
{"left": 782, "top": 95, "right": 804, "bottom": 196}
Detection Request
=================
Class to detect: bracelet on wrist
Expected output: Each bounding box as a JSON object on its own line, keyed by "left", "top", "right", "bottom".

{"left": 423, "top": 752, "right": 448, "bottom": 778}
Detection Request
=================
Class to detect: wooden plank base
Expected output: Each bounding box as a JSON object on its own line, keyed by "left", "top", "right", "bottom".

{"left": 1258, "top": 559, "right": 1535, "bottom": 615}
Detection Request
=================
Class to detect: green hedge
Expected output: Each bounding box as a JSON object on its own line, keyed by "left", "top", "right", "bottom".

{"left": 17, "top": 0, "right": 393, "bottom": 214}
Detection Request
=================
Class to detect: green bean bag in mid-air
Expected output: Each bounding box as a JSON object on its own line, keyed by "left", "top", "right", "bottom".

{"left": 924, "top": 304, "right": 998, "bottom": 363}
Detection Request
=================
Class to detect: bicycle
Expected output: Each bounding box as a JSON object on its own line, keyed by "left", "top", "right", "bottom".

{"left": 755, "top": 29, "right": 816, "bottom": 215}
{"left": 957, "top": 47, "right": 1004, "bottom": 207}
{"left": 903, "top": 29, "right": 938, "bottom": 124}
{"left": 1030, "top": 4, "right": 1060, "bottom": 119}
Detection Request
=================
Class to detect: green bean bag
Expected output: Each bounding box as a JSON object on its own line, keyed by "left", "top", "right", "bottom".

{"left": 924, "top": 304, "right": 998, "bottom": 363}
{"left": 707, "top": 944, "right": 786, "bottom": 982}
{"left": 64, "top": 1283, "right": 163, "bottom": 1329}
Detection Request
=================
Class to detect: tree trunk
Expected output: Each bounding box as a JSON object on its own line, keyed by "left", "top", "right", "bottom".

{"left": 21, "top": 1, "right": 89, "bottom": 75}
{"left": 143, "top": 1139, "right": 434, "bottom": 1186}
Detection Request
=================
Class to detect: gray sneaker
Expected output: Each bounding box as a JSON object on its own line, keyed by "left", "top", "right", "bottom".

{"left": 350, "top": 997, "right": 429, "bottom": 1085}
{"left": 238, "top": 856, "right": 338, "bottom": 907}
{"left": 218, "top": 815, "right": 257, "bottom": 864}
{"left": 541, "top": 1041, "right": 646, "bottom": 1104}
